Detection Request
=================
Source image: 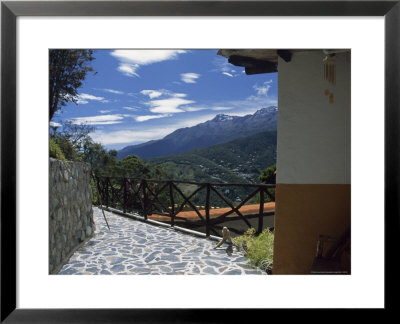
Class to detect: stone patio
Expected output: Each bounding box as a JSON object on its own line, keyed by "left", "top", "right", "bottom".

{"left": 58, "top": 207, "right": 266, "bottom": 275}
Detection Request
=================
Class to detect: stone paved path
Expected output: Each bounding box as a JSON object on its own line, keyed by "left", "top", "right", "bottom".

{"left": 58, "top": 207, "right": 266, "bottom": 275}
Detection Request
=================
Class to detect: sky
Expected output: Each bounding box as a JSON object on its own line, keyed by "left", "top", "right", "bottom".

{"left": 51, "top": 50, "right": 278, "bottom": 150}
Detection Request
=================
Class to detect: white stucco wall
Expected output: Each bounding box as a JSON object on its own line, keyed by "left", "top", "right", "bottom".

{"left": 276, "top": 50, "right": 351, "bottom": 184}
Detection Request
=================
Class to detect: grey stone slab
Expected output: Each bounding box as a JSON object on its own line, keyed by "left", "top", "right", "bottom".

{"left": 162, "top": 248, "right": 175, "bottom": 253}
{"left": 148, "top": 260, "right": 168, "bottom": 266}
{"left": 144, "top": 252, "right": 160, "bottom": 263}
{"left": 110, "top": 264, "right": 126, "bottom": 273}
{"left": 170, "top": 262, "right": 188, "bottom": 269}
{"left": 59, "top": 268, "right": 78, "bottom": 275}
{"left": 222, "top": 269, "right": 243, "bottom": 275}
{"left": 58, "top": 207, "right": 266, "bottom": 276}
{"left": 160, "top": 254, "right": 180, "bottom": 262}
{"left": 202, "top": 267, "right": 219, "bottom": 274}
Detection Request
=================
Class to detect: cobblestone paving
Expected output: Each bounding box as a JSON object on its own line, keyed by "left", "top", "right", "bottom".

{"left": 58, "top": 207, "right": 266, "bottom": 275}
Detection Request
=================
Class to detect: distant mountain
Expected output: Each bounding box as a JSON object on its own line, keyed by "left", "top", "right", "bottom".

{"left": 146, "top": 130, "right": 277, "bottom": 184}
{"left": 118, "top": 106, "right": 277, "bottom": 160}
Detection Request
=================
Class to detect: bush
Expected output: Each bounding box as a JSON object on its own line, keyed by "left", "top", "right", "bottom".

{"left": 259, "top": 164, "right": 276, "bottom": 184}
{"left": 233, "top": 227, "right": 274, "bottom": 273}
{"left": 49, "top": 138, "right": 66, "bottom": 161}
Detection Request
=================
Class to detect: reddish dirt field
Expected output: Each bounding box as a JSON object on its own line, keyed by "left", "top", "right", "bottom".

{"left": 148, "top": 202, "right": 275, "bottom": 221}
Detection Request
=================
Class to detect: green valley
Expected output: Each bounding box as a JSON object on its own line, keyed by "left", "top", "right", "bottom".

{"left": 145, "top": 131, "right": 277, "bottom": 206}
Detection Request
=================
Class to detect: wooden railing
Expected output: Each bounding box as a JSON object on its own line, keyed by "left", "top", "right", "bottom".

{"left": 93, "top": 176, "right": 275, "bottom": 237}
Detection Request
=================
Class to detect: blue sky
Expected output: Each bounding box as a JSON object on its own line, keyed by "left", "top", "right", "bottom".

{"left": 51, "top": 50, "right": 278, "bottom": 150}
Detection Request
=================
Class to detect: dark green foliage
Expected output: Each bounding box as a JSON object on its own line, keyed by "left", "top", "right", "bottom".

{"left": 93, "top": 154, "right": 170, "bottom": 180}
{"left": 259, "top": 164, "right": 276, "bottom": 203}
{"left": 49, "top": 137, "right": 66, "bottom": 161}
{"left": 49, "top": 49, "right": 94, "bottom": 120}
{"left": 108, "top": 149, "right": 118, "bottom": 158}
{"left": 50, "top": 121, "right": 95, "bottom": 161}
{"left": 82, "top": 140, "right": 114, "bottom": 171}
{"left": 259, "top": 164, "right": 276, "bottom": 184}
{"left": 54, "top": 137, "right": 79, "bottom": 161}
{"left": 117, "top": 155, "right": 151, "bottom": 177}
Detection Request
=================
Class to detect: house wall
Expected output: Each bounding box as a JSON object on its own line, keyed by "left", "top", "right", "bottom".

{"left": 273, "top": 50, "right": 351, "bottom": 274}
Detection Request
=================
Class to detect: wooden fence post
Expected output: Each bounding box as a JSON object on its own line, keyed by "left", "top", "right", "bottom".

{"left": 123, "top": 178, "right": 127, "bottom": 213}
{"left": 142, "top": 179, "right": 148, "bottom": 220}
{"left": 205, "top": 183, "right": 211, "bottom": 237}
{"left": 258, "top": 188, "right": 264, "bottom": 235}
{"left": 169, "top": 181, "right": 175, "bottom": 227}
{"left": 105, "top": 177, "right": 109, "bottom": 208}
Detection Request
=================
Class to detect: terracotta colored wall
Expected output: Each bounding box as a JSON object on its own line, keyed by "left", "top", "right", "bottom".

{"left": 272, "top": 184, "right": 350, "bottom": 274}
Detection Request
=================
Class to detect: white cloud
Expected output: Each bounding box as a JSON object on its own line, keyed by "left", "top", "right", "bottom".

{"left": 141, "top": 89, "right": 187, "bottom": 99}
{"left": 172, "top": 93, "right": 187, "bottom": 98}
{"left": 212, "top": 106, "right": 233, "bottom": 111}
{"left": 184, "top": 107, "right": 207, "bottom": 112}
{"left": 99, "top": 110, "right": 112, "bottom": 114}
{"left": 181, "top": 73, "right": 200, "bottom": 84}
{"left": 139, "top": 90, "right": 193, "bottom": 114}
{"left": 90, "top": 114, "right": 217, "bottom": 146}
{"left": 123, "top": 106, "right": 139, "bottom": 111}
{"left": 75, "top": 93, "right": 109, "bottom": 104}
{"left": 253, "top": 80, "right": 273, "bottom": 96}
{"left": 222, "top": 72, "right": 234, "bottom": 77}
{"left": 117, "top": 63, "right": 139, "bottom": 77}
{"left": 212, "top": 56, "right": 241, "bottom": 77}
{"left": 91, "top": 129, "right": 173, "bottom": 145}
{"left": 135, "top": 114, "right": 170, "bottom": 122}
{"left": 101, "top": 88, "right": 124, "bottom": 95}
{"left": 111, "top": 50, "right": 187, "bottom": 65}
{"left": 49, "top": 121, "right": 61, "bottom": 127}
{"left": 111, "top": 50, "right": 187, "bottom": 77}
{"left": 69, "top": 114, "right": 124, "bottom": 125}
{"left": 140, "top": 90, "right": 164, "bottom": 99}
{"left": 148, "top": 97, "right": 195, "bottom": 114}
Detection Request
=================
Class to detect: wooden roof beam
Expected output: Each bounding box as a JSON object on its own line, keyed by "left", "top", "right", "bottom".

{"left": 228, "top": 55, "right": 278, "bottom": 74}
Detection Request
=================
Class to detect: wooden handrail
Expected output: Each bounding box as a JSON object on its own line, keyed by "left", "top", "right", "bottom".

{"left": 94, "top": 176, "right": 276, "bottom": 236}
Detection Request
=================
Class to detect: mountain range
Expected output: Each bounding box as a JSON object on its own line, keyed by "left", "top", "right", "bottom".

{"left": 146, "top": 130, "right": 277, "bottom": 184}
{"left": 117, "top": 106, "right": 278, "bottom": 160}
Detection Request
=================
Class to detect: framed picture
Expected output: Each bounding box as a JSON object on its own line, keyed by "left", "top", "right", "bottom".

{"left": 1, "top": 0, "right": 398, "bottom": 321}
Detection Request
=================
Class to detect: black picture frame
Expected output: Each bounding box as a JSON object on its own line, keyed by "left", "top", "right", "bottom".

{"left": 1, "top": 0, "right": 398, "bottom": 321}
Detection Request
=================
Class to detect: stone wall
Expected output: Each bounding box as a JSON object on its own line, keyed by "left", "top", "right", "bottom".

{"left": 49, "top": 158, "right": 95, "bottom": 274}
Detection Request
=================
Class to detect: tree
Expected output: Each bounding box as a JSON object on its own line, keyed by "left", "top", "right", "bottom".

{"left": 82, "top": 140, "right": 115, "bottom": 172}
{"left": 259, "top": 164, "right": 276, "bottom": 203}
{"left": 118, "top": 155, "right": 151, "bottom": 178}
{"left": 259, "top": 164, "right": 276, "bottom": 184}
{"left": 50, "top": 121, "right": 95, "bottom": 161}
{"left": 61, "top": 121, "right": 95, "bottom": 152}
{"left": 49, "top": 49, "right": 94, "bottom": 120}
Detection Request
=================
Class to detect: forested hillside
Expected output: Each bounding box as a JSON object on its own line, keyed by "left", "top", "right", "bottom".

{"left": 146, "top": 130, "right": 277, "bottom": 184}
{"left": 146, "top": 131, "right": 277, "bottom": 205}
